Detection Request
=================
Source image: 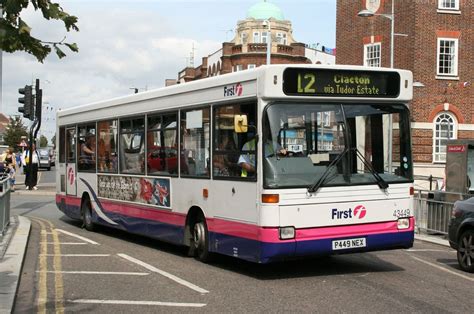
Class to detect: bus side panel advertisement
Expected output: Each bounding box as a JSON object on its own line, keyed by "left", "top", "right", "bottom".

{"left": 98, "top": 175, "right": 171, "bottom": 208}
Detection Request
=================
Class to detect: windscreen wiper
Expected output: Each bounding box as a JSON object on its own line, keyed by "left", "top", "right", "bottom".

{"left": 354, "top": 148, "right": 389, "bottom": 190}
{"left": 307, "top": 148, "right": 349, "bottom": 194}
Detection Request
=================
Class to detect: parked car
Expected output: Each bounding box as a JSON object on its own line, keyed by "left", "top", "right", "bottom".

{"left": 37, "top": 148, "right": 53, "bottom": 171}
{"left": 448, "top": 196, "right": 474, "bottom": 273}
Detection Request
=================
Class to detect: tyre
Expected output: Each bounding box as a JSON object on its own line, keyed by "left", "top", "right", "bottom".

{"left": 457, "top": 229, "right": 474, "bottom": 273}
{"left": 81, "top": 198, "right": 95, "bottom": 231}
{"left": 191, "top": 216, "right": 212, "bottom": 262}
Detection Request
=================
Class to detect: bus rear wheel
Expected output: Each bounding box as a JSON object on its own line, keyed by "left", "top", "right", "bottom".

{"left": 81, "top": 198, "right": 95, "bottom": 231}
{"left": 192, "top": 218, "right": 211, "bottom": 262}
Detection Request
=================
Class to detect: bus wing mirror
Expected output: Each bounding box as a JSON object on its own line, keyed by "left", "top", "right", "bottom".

{"left": 234, "top": 115, "right": 248, "bottom": 133}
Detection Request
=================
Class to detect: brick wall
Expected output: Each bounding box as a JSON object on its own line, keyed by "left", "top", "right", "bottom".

{"left": 336, "top": 0, "right": 473, "bottom": 165}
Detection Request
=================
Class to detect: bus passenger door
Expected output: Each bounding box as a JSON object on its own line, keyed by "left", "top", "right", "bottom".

{"left": 65, "top": 127, "right": 77, "bottom": 196}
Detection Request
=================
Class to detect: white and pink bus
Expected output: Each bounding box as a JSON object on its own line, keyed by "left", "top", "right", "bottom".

{"left": 56, "top": 65, "right": 415, "bottom": 263}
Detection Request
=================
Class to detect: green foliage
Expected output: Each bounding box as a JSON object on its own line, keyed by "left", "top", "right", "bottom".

{"left": 0, "top": 0, "right": 79, "bottom": 62}
{"left": 39, "top": 134, "right": 48, "bottom": 147}
{"left": 51, "top": 133, "right": 56, "bottom": 148}
{"left": 3, "top": 116, "right": 28, "bottom": 152}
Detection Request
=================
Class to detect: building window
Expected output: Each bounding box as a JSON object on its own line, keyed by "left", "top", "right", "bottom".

{"left": 234, "top": 64, "right": 243, "bottom": 72}
{"left": 437, "top": 38, "right": 458, "bottom": 76}
{"left": 261, "top": 31, "right": 268, "bottom": 44}
{"left": 253, "top": 31, "right": 260, "bottom": 43}
{"left": 247, "top": 64, "right": 256, "bottom": 70}
{"left": 433, "top": 112, "right": 457, "bottom": 163}
{"left": 364, "top": 43, "right": 381, "bottom": 67}
{"left": 276, "top": 33, "right": 287, "bottom": 45}
{"left": 438, "top": 0, "right": 459, "bottom": 10}
{"left": 241, "top": 32, "right": 247, "bottom": 44}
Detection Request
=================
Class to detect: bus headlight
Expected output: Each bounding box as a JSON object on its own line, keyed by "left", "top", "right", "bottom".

{"left": 279, "top": 226, "right": 295, "bottom": 240}
{"left": 397, "top": 218, "right": 410, "bottom": 230}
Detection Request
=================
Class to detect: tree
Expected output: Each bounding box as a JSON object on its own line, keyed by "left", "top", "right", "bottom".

{"left": 3, "top": 116, "right": 28, "bottom": 152}
{"left": 0, "top": 0, "right": 79, "bottom": 62}
{"left": 51, "top": 133, "right": 56, "bottom": 148}
{"left": 39, "top": 134, "right": 48, "bottom": 147}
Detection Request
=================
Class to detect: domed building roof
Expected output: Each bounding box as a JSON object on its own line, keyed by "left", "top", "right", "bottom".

{"left": 246, "top": 0, "right": 285, "bottom": 20}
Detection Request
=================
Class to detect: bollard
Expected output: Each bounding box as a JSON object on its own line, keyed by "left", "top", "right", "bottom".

{"left": 0, "top": 175, "right": 11, "bottom": 236}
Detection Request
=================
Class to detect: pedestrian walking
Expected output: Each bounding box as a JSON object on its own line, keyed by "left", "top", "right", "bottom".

{"left": 22, "top": 143, "right": 40, "bottom": 190}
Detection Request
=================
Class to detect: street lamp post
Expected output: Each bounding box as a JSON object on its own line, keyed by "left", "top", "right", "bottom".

{"left": 358, "top": 0, "right": 395, "bottom": 68}
{"left": 358, "top": 1, "right": 396, "bottom": 172}
{"left": 263, "top": 20, "right": 271, "bottom": 65}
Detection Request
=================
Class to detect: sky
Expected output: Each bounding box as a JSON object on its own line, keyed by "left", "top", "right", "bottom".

{"left": 1, "top": 0, "right": 336, "bottom": 140}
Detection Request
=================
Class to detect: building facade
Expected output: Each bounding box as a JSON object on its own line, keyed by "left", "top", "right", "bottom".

{"left": 336, "top": 0, "right": 473, "bottom": 182}
{"left": 172, "top": 0, "right": 335, "bottom": 84}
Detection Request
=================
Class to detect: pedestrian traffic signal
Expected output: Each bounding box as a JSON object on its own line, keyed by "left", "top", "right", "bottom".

{"left": 18, "top": 85, "right": 35, "bottom": 120}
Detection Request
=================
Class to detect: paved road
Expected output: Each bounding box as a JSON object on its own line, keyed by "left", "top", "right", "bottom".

{"left": 10, "top": 194, "right": 474, "bottom": 313}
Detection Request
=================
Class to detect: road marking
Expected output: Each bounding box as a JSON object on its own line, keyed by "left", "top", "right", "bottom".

{"left": 51, "top": 226, "right": 65, "bottom": 313}
{"left": 40, "top": 254, "right": 110, "bottom": 257}
{"left": 55, "top": 229, "right": 100, "bottom": 245}
{"left": 33, "top": 217, "right": 65, "bottom": 313}
{"left": 117, "top": 253, "right": 209, "bottom": 294}
{"left": 37, "top": 271, "right": 150, "bottom": 276}
{"left": 410, "top": 256, "right": 474, "bottom": 282}
{"left": 406, "top": 249, "right": 455, "bottom": 252}
{"left": 40, "top": 242, "right": 88, "bottom": 245}
{"left": 36, "top": 220, "right": 48, "bottom": 314}
{"left": 69, "top": 299, "right": 206, "bottom": 308}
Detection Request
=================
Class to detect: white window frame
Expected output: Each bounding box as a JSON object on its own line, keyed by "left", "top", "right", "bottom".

{"left": 433, "top": 112, "right": 457, "bottom": 163}
{"left": 276, "top": 33, "right": 287, "bottom": 45}
{"left": 261, "top": 31, "right": 268, "bottom": 44}
{"left": 253, "top": 31, "right": 260, "bottom": 43}
{"left": 247, "top": 64, "right": 256, "bottom": 70}
{"left": 234, "top": 64, "right": 243, "bottom": 72}
{"left": 437, "top": 38, "right": 458, "bottom": 77}
{"left": 240, "top": 32, "right": 247, "bottom": 44}
{"left": 438, "top": 0, "right": 459, "bottom": 10}
{"left": 363, "top": 43, "right": 381, "bottom": 67}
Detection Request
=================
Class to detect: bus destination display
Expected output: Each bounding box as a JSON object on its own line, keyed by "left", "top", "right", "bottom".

{"left": 283, "top": 68, "right": 401, "bottom": 97}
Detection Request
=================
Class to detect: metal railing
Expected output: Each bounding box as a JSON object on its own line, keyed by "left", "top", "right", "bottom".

{"left": 0, "top": 174, "right": 11, "bottom": 236}
{"left": 414, "top": 190, "right": 471, "bottom": 235}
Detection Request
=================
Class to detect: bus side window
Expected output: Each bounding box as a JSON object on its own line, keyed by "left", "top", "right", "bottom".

{"left": 120, "top": 117, "right": 145, "bottom": 174}
{"left": 181, "top": 108, "right": 210, "bottom": 178}
{"left": 213, "top": 103, "right": 257, "bottom": 179}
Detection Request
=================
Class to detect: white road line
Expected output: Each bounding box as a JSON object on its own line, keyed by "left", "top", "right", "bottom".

{"left": 406, "top": 249, "right": 455, "bottom": 252}
{"left": 40, "top": 242, "right": 88, "bottom": 245}
{"left": 37, "top": 271, "right": 149, "bottom": 276}
{"left": 410, "top": 256, "right": 474, "bottom": 282}
{"left": 117, "top": 253, "right": 209, "bottom": 294}
{"left": 55, "top": 229, "right": 100, "bottom": 245}
{"left": 40, "top": 254, "right": 110, "bottom": 257}
{"left": 69, "top": 299, "right": 206, "bottom": 308}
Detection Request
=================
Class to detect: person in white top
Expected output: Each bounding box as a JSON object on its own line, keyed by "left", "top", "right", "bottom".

{"left": 22, "top": 143, "right": 40, "bottom": 190}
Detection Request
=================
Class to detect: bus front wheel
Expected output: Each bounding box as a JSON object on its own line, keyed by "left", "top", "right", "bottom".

{"left": 192, "top": 218, "right": 211, "bottom": 262}
{"left": 81, "top": 198, "right": 95, "bottom": 232}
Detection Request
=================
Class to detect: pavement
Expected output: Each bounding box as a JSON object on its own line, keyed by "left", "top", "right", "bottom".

{"left": 0, "top": 183, "right": 450, "bottom": 313}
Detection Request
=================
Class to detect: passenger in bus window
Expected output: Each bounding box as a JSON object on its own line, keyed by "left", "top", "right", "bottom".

{"left": 214, "top": 131, "right": 237, "bottom": 176}
{"left": 79, "top": 133, "right": 95, "bottom": 170}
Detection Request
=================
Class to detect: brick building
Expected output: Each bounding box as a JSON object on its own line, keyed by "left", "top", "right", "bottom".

{"left": 171, "top": 0, "right": 335, "bottom": 84}
{"left": 336, "top": 0, "right": 473, "bottom": 182}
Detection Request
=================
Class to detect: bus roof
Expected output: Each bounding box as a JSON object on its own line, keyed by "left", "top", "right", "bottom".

{"left": 58, "top": 64, "right": 412, "bottom": 124}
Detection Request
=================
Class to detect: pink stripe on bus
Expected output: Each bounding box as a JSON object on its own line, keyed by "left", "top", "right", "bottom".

{"left": 57, "top": 194, "right": 414, "bottom": 243}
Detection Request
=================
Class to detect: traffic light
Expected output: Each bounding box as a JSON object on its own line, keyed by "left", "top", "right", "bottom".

{"left": 18, "top": 85, "right": 35, "bottom": 120}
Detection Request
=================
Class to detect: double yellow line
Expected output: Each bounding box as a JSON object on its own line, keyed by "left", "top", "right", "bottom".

{"left": 32, "top": 217, "right": 64, "bottom": 314}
